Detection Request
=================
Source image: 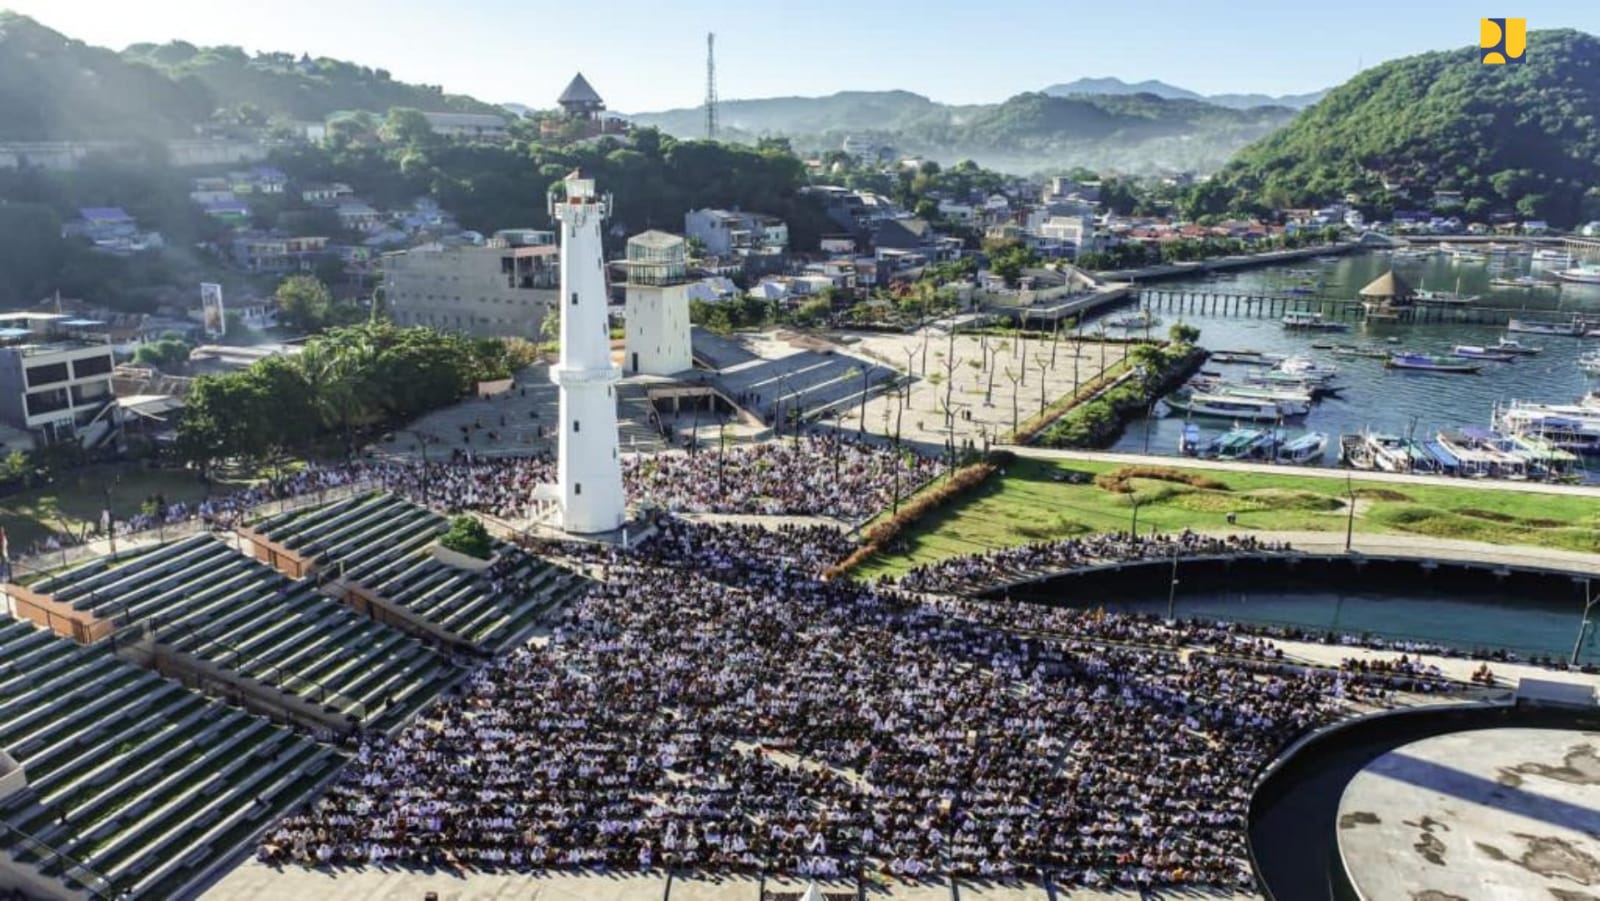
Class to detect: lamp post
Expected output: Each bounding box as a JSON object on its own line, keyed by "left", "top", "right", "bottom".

{"left": 1571, "top": 579, "right": 1598, "bottom": 667}
{"left": 1166, "top": 544, "right": 1180, "bottom": 621}
{"left": 1129, "top": 493, "right": 1140, "bottom": 538}
{"left": 717, "top": 416, "right": 728, "bottom": 498}
{"left": 1344, "top": 473, "right": 1357, "bottom": 553}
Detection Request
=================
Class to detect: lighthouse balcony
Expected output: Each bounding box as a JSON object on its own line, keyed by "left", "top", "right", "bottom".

{"left": 548, "top": 364, "right": 622, "bottom": 387}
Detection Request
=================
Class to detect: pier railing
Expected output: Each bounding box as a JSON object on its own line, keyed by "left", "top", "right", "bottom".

{"left": 1138, "top": 288, "right": 1553, "bottom": 326}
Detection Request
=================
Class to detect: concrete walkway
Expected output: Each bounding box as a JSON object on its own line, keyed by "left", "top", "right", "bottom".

{"left": 1001, "top": 445, "right": 1600, "bottom": 498}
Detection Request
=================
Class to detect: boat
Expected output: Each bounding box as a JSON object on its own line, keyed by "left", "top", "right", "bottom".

{"left": 1556, "top": 263, "right": 1600, "bottom": 285}
{"left": 1414, "top": 276, "right": 1479, "bottom": 306}
{"left": 1342, "top": 431, "right": 1434, "bottom": 473}
{"left": 1276, "top": 431, "right": 1328, "bottom": 464}
{"left": 1494, "top": 337, "right": 1542, "bottom": 355}
{"left": 1242, "top": 370, "right": 1346, "bottom": 397}
{"left": 1179, "top": 422, "right": 1204, "bottom": 456}
{"left": 1286, "top": 286, "right": 1317, "bottom": 296}
{"left": 1165, "top": 391, "right": 1304, "bottom": 422}
{"left": 1506, "top": 316, "right": 1591, "bottom": 337}
{"left": 1386, "top": 352, "right": 1483, "bottom": 373}
{"left": 1277, "top": 356, "right": 1340, "bottom": 380}
{"left": 1284, "top": 268, "right": 1317, "bottom": 277}
{"left": 1452, "top": 345, "right": 1517, "bottom": 363}
{"left": 1209, "top": 350, "right": 1285, "bottom": 366}
{"left": 1214, "top": 427, "right": 1274, "bottom": 460}
{"left": 1581, "top": 352, "right": 1600, "bottom": 375}
{"left": 1436, "top": 428, "right": 1529, "bottom": 479}
{"left": 1532, "top": 248, "right": 1573, "bottom": 263}
{"left": 1326, "top": 344, "right": 1393, "bottom": 360}
{"left": 1186, "top": 378, "right": 1315, "bottom": 408}
{"left": 1281, "top": 310, "right": 1349, "bottom": 331}
{"left": 1106, "top": 309, "right": 1162, "bottom": 329}
{"left": 1489, "top": 275, "right": 1560, "bottom": 290}
{"left": 1496, "top": 403, "right": 1600, "bottom": 455}
{"left": 1313, "top": 255, "right": 1342, "bottom": 263}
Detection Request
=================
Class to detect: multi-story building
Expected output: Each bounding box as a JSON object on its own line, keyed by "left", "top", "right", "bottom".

{"left": 0, "top": 313, "right": 118, "bottom": 447}
{"left": 683, "top": 209, "right": 788, "bottom": 259}
{"left": 232, "top": 235, "right": 330, "bottom": 273}
{"left": 382, "top": 230, "right": 558, "bottom": 338}
{"left": 421, "top": 112, "right": 510, "bottom": 141}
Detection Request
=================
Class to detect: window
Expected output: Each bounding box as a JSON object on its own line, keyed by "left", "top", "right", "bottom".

{"left": 571, "top": 292, "right": 579, "bottom": 306}
{"left": 26, "top": 362, "right": 69, "bottom": 387}
{"left": 573, "top": 420, "right": 580, "bottom": 433}
{"left": 71, "top": 355, "right": 112, "bottom": 379}
{"left": 575, "top": 483, "right": 582, "bottom": 496}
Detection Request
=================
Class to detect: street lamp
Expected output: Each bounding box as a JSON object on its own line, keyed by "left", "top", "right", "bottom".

{"left": 1166, "top": 544, "right": 1180, "bottom": 621}
{"left": 1571, "top": 579, "right": 1598, "bottom": 667}
{"left": 1344, "top": 473, "right": 1357, "bottom": 553}
{"left": 1129, "top": 493, "right": 1141, "bottom": 538}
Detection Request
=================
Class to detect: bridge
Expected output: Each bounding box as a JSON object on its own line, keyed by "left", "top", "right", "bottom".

{"left": 1135, "top": 287, "right": 1561, "bottom": 326}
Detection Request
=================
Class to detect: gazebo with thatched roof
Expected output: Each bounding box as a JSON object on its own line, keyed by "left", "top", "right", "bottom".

{"left": 1358, "top": 269, "right": 1416, "bottom": 319}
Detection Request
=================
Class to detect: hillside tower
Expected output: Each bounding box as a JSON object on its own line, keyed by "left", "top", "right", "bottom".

{"left": 547, "top": 170, "right": 625, "bottom": 533}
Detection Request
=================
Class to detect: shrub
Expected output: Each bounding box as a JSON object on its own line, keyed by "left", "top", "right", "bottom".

{"left": 439, "top": 515, "right": 494, "bottom": 560}
{"left": 1094, "top": 466, "right": 1230, "bottom": 494}
{"left": 825, "top": 451, "right": 1010, "bottom": 580}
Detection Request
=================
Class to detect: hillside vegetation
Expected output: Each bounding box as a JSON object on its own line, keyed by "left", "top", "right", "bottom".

{"left": 0, "top": 12, "right": 497, "bottom": 141}
{"left": 1205, "top": 29, "right": 1600, "bottom": 226}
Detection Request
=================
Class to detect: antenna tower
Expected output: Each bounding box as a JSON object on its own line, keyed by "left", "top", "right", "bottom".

{"left": 705, "top": 32, "right": 718, "bottom": 140}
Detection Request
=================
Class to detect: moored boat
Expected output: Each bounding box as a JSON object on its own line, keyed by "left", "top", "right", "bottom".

{"left": 1386, "top": 352, "right": 1483, "bottom": 373}
{"left": 1452, "top": 345, "right": 1517, "bottom": 363}
{"left": 1209, "top": 350, "right": 1285, "bottom": 366}
{"left": 1494, "top": 337, "right": 1542, "bottom": 355}
{"left": 1556, "top": 263, "right": 1600, "bottom": 285}
{"left": 1275, "top": 431, "right": 1328, "bottom": 464}
{"left": 1281, "top": 310, "right": 1349, "bottom": 331}
{"left": 1505, "top": 316, "right": 1589, "bottom": 337}
{"left": 1165, "top": 391, "right": 1305, "bottom": 422}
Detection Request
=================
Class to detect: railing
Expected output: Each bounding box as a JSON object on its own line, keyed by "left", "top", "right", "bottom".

{"left": 0, "top": 821, "right": 116, "bottom": 899}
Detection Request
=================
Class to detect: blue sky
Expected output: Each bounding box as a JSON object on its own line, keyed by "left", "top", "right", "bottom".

{"left": 5, "top": 0, "right": 1597, "bottom": 111}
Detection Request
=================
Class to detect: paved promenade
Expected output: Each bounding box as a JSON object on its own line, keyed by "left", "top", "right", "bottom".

{"left": 1001, "top": 445, "right": 1600, "bottom": 498}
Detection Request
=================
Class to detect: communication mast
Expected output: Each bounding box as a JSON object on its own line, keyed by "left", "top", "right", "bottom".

{"left": 705, "top": 32, "right": 718, "bottom": 140}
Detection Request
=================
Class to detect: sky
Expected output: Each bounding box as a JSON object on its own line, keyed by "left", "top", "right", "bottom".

{"left": 5, "top": 0, "right": 1598, "bottom": 112}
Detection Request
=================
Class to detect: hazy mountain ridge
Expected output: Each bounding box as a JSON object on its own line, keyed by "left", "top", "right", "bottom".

{"left": 1041, "top": 76, "right": 1327, "bottom": 110}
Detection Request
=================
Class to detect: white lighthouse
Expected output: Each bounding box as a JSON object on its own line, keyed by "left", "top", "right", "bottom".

{"left": 547, "top": 170, "right": 625, "bottom": 534}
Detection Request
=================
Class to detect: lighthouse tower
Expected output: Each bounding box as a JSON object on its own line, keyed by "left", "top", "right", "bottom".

{"left": 547, "top": 170, "right": 625, "bottom": 534}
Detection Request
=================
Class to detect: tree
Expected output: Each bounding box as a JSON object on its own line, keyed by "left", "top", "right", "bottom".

{"left": 439, "top": 515, "right": 494, "bottom": 559}
{"left": 1168, "top": 322, "right": 1201, "bottom": 346}
{"left": 131, "top": 337, "right": 191, "bottom": 368}
{"left": 276, "top": 274, "right": 334, "bottom": 333}
{"left": 380, "top": 107, "right": 435, "bottom": 146}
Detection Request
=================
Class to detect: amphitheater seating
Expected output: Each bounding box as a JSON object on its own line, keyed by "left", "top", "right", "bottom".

{"left": 252, "top": 492, "right": 581, "bottom": 651}
{"left": 30, "top": 534, "right": 457, "bottom": 730}
{"left": 0, "top": 616, "right": 343, "bottom": 900}
{"left": 713, "top": 351, "right": 898, "bottom": 422}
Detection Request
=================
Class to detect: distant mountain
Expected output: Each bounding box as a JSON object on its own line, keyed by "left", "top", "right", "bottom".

{"left": 0, "top": 11, "right": 500, "bottom": 142}
{"left": 629, "top": 89, "right": 1297, "bottom": 174}
{"left": 1207, "top": 29, "right": 1600, "bottom": 227}
{"left": 1042, "top": 76, "right": 1326, "bottom": 110}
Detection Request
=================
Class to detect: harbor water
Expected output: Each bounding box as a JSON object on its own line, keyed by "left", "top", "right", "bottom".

{"left": 1104, "top": 248, "right": 1600, "bottom": 473}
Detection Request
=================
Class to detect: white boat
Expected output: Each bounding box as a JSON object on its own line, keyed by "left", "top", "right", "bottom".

{"left": 1281, "top": 310, "right": 1350, "bottom": 331}
{"left": 1277, "top": 356, "right": 1340, "bottom": 380}
{"left": 1507, "top": 316, "right": 1590, "bottom": 337}
{"left": 1276, "top": 431, "right": 1328, "bottom": 464}
{"left": 1167, "top": 391, "right": 1305, "bottom": 422}
{"left": 1495, "top": 337, "right": 1542, "bottom": 355}
{"left": 1581, "top": 352, "right": 1600, "bottom": 375}
{"left": 1556, "top": 263, "right": 1600, "bottom": 285}
{"left": 1532, "top": 248, "right": 1573, "bottom": 264}
{"left": 1489, "top": 275, "right": 1560, "bottom": 290}
{"left": 1106, "top": 309, "right": 1162, "bottom": 329}
{"left": 1414, "top": 276, "right": 1479, "bottom": 305}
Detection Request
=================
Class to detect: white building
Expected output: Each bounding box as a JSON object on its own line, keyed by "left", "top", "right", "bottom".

{"left": 382, "top": 230, "right": 558, "bottom": 338}
{"left": 683, "top": 209, "right": 788, "bottom": 259}
{"left": 420, "top": 112, "right": 510, "bottom": 141}
{"left": 547, "top": 171, "right": 625, "bottom": 534}
{"left": 621, "top": 231, "right": 692, "bottom": 376}
{"left": 0, "top": 313, "right": 118, "bottom": 447}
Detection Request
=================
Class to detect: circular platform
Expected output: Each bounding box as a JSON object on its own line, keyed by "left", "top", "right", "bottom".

{"left": 1337, "top": 727, "right": 1600, "bottom": 901}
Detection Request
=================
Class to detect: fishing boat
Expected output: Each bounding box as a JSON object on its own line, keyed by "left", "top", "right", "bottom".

{"left": 1414, "top": 276, "right": 1479, "bottom": 305}
{"left": 1452, "top": 345, "right": 1517, "bottom": 363}
{"left": 1165, "top": 391, "right": 1304, "bottom": 422}
{"left": 1343, "top": 431, "right": 1434, "bottom": 473}
{"left": 1496, "top": 404, "right": 1600, "bottom": 455}
{"left": 1275, "top": 431, "right": 1328, "bottom": 464}
{"left": 1556, "top": 263, "right": 1600, "bottom": 285}
{"left": 1242, "top": 370, "right": 1346, "bottom": 397}
{"left": 1178, "top": 422, "right": 1204, "bottom": 456}
{"left": 1386, "top": 352, "right": 1483, "bottom": 374}
{"left": 1280, "top": 310, "right": 1349, "bottom": 331}
{"left": 1505, "top": 433, "right": 1580, "bottom": 478}
{"left": 1214, "top": 427, "right": 1274, "bottom": 460}
{"left": 1326, "top": 344, "right": 1393, "bottom": 360}
{"left": 1494, "top": 337, "right": 1542, "bottom": 355}
{"left": 1532, "top": 248, "right": 1573, "bottom": 263}
{"left": 1186, "top": 378, "right": 1315, "bottom": 408}
{"left": 1436, "top": 428, "right": 1529, "bottom": 479}
{"left": 1209, "top": 350, "right": 1285, "bottom": 366}
{"left": 1506, "top": 316, "right": 1590, "bottom": 337}
{"left": 1489, "top": 275, "right": 1560, "bottom": 290}
{"left": 1106, "top": 309, "right": 1162, "bottom": 329}
{"left": 1277, "top": 356, "right": 1340, "bottom": 380}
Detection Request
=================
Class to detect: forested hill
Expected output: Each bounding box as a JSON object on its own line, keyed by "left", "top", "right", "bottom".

{"left": 1204, "top": 29, "right": 1600, "bottom": 227}
{"left": 630, "top": 90, "right": 1296, "bottom": 174}
{"left": 0, "top": 12, "right": 498, "bottom": 141}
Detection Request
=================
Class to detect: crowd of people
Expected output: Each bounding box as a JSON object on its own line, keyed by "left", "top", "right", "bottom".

{"left": 262, "top": 518, "right": 1449, "bottom": 890}
{"left": 893, "top": 531, "right": 1295, "bottom": 595}
{"left": 15, "top": 437, "right": 937, "bottom": 561}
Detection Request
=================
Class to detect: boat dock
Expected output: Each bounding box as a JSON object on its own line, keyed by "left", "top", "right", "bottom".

{"left": 1137, "top": 288, "right": 1566, "bottom": 326}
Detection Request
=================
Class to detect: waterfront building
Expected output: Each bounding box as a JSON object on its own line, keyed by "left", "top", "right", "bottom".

{"left": 0, "top": 313, "right": 117, "bottom": 447}
{"left": 1358, "top": 270, "right": 1416, "bottom": 320}
{"left": 381, "top": 230, "right": 557, "bottom": 339}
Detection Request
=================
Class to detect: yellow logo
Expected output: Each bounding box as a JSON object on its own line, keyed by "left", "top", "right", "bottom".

{"left": 1481, "top": 18, "right": 1527, "bottom": 64}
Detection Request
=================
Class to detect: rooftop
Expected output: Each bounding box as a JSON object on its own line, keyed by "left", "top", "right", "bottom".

{"left": 557, "top": 72, "right": 605, "bottom": 107}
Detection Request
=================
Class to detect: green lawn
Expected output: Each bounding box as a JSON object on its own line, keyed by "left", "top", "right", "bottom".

{"left": 0, "top": 463, "right": 262, "bottom": 551}
{"left": 855, "top": 458, "right": 1600, "bottom": 579}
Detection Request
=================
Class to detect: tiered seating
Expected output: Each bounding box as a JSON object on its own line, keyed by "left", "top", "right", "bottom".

{"left": 715, "top": 351, "right": 898, "bottom": 422}
{"left": 0, "top": 617, "right": 343, "bottom": 900}
{"left": 253, "top": 492, "right": 578, "bottom": 651}
{"left": 31, "top": 534, "right": 456, "bottom": 730}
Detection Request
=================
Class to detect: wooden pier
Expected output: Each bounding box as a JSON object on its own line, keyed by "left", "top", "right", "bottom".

{"left": 1136, "top": 288, "right": 1556, "bottom": 326}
